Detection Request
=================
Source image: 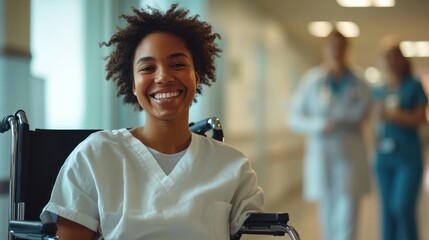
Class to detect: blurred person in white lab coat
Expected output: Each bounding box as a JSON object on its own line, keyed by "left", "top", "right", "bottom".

{"left": 287, "top": 30, "right": 372, "bottom": 240}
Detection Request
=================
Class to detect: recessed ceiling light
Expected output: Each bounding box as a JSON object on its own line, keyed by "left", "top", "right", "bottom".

{"left": 400, "top": 41, "right": 416, "bottom": 57}
{"left": 337, "top": 0, "right": 371, "bottom": 7}
{"left": 336, "top": 21, "right": 360, "bottom": 37}
{"left": 415, "top": 41, "right": 429, "bottom": 57}
{"left": 337, "top": 0, "right": 394, "bottom": 7}
{"left": 308, "top": 21, "right": 333, "bottom": 37}
{"left": 373, "top": 0, "right": 395, "bottom": 7}
{"left": 400, "top": 41, "right": 429, "bottom": 57}
{"left": 308, "top": 21, "right": 360, "bottom": 38}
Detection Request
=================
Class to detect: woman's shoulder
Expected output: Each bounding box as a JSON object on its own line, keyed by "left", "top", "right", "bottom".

{"left": 405, "top": 76, "right": 423, "bottom": 86}
{"left": 86, "top": 128, "right": 127, "bottom": 139}
{"left": 191, "top": 133, "right": 253, "bottom": 172}
{"left": 192, "top": 133, "right": 246, "bottom": 158}
{"left": 398, "top": 76, "right": 425, "bottom": 93}
{"left": 74, "top": 128, "right": 130, "bottom": 152}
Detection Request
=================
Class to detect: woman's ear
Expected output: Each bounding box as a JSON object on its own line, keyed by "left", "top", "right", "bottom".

{"left": 195, "top": 72, "right": 200, "bottom": 86}
{"left": 132, "top": 84, "right": 137, "bottom": 96}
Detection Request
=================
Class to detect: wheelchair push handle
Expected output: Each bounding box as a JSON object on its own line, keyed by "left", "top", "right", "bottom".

{"left": 14, "top": 109, "right": 29, "bottom": 125}
{"left": 189, "top": 117, "right": 224, "bottom": 142}
{"left": 1, "top": 115, "right": 14, "bottom": 133}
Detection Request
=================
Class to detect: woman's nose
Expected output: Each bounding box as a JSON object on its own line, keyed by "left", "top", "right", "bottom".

{"left": 154, "top": 68, "right": 174, "bottom": 83}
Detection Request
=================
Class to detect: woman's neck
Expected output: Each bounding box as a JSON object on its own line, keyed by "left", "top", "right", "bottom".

{"left": 388, "top": 72, "right": 402, "bottom": 88}
{"left": 132, "top": 117, "right": 192, "bottom": 154}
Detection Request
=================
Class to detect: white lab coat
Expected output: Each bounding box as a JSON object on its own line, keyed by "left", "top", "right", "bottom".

{"left": 40, "top": 129, "right": 263, "bottom": 240}
{"left": 288, "top": 66, "right": 371, "bottom": 201}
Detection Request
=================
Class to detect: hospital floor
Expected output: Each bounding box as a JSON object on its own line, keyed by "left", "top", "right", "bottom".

{"left": 243, "top": 175, "right": 429, "bottom": 240}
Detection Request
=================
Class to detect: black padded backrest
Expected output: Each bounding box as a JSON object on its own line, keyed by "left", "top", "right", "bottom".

{"left": 24, "top": 129, "right": 100, "bottom": 220}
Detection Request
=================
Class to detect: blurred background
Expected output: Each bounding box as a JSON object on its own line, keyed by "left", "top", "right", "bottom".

{"left": 1, "top": 0, "right": 429, "bottom": 239}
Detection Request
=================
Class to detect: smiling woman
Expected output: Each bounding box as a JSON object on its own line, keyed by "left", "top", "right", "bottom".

{"left": 39, "top": 4, "right": 264, "bottom": 240}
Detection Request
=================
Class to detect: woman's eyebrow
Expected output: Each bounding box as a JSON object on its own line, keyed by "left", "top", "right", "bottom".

{"left": 135, "top": 56, "right": 154, "bottom": 65}
{"left": 168, "top": 52, "right": 189, "bottom": 59}
{"left": 135, "top": 52, "right": 189, "bottom": 65}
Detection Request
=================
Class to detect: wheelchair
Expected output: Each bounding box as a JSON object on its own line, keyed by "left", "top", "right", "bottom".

{"left": 1, "top": 110, "right": 300, "bottom": 240}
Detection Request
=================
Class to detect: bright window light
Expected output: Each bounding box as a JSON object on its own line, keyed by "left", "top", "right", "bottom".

{"left": 337, "top": 0, "right": 394, "bottom": 7}
{"left": 308, "top": 21, "right": 333, "bottom": 37}
{"left": 336, "top": 21, "right": 360, "bottom": 37}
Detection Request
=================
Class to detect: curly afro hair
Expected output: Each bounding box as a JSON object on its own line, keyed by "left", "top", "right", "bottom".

{"left": 100, "top": 3, "right": 222, "bottom": 111}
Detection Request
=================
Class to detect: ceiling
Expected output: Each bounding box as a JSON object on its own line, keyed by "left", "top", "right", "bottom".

{"left": 251, "top": 0, "right": 429, "bottom": 73}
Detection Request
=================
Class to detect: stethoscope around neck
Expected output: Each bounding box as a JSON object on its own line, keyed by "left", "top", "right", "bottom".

{"left": 318, "top": 75, "right": 362, "bottom": 105}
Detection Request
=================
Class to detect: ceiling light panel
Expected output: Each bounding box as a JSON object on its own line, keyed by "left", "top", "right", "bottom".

{"left": 373, "top": 0, "right": 395, "bottom": 7}
{"left": 308, "top": 21, "right": 333, "bottom": 37}
{"left": 337, "top": 0, "right": 371, "bottom": 7}
{"left": 336, "top": 21, "right": 360, "bottom": 37}
{"left": 400, "top": 41, "right": 429, "bottom": 57}
{"left": 308, "top": 21, "right": 360, "bottom": 38}
{"left": 337, "top": 0, "right": 394, "bottom": 7}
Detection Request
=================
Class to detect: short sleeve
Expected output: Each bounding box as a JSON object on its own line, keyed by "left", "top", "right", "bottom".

{"left": 40, "top": 144, "right": 100, "bottom": 232}
{"left": 229, "top": 159, "right": 264, "bottom": 234}
{"left": 414, "top": 80, "right": 428, "bottom": 105}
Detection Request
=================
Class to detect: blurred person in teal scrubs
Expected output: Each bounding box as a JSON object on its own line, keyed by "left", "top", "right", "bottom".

{"left": 287, "top": 30, "right": 372, "bottom": 240}
{"left": 373, "top": 36, "right": 427, "bottom": 240}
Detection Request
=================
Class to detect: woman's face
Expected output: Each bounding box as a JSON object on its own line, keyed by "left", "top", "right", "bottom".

{"left": 384, "top": 47, "right": 406, "bottom": 76}
{"left": 132, "top": 32, "right": 199, "bottom": 121}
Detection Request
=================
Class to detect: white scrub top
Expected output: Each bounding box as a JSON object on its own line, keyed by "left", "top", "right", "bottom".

{"left": 288, "top": 66, "right": 372, "bottom": 200}
{"left": 40, "top": 129, "right": 263, "bottom": 240}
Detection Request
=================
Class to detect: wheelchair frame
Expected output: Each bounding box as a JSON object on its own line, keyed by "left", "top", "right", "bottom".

{"left": 1, "top": 110, "right": 300, "bottom": 240}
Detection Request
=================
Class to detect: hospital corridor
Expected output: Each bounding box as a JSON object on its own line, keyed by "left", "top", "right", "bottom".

{"left": 2, "top": 0, "right": 429, "bottom": 239}
{"left": 242, "top": 136, "right": 429, "bottom": 240}
{"left": 244, "top": 177, "right": 429, "bottom": 240}
{"left": 239, "top": 123, "right": 429, "bottom": 240}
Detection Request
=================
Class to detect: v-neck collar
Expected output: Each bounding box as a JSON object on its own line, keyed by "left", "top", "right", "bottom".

{"left": 119, "top": 129, "right": 200, "bottom": 191}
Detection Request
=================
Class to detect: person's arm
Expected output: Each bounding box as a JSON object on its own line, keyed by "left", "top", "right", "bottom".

{"left": 382, "top": 80, "right": 428, "bottom": 127}
{"left": 56, "top": 216, "right": 97, "bottom": 240}
{"left": 287, "top": 69, "right": 329, "bottom": 134}
{"left": 382, "top": 104, "right": 427, "bottom": 127}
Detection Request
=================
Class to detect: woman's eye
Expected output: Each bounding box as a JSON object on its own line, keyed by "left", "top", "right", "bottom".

{"left": 139, "top": 66, "right": 154, "bottom": 72}
{"left": 171, "top": 63, "right": 186, "bottom": 69}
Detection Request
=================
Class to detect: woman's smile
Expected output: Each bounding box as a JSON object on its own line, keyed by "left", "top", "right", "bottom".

{"left": 152, "top": 91, "right": 181, "bottom": 100}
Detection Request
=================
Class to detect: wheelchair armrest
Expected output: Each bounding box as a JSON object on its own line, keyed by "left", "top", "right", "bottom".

{"left": 9, "top": 220, "right": 57, "bottom": 239}
{"left": 238, "top": 213, "right": 289, "bottom": 236}
{"left": 245, "top": 212, "right": 289, "bottom": 225}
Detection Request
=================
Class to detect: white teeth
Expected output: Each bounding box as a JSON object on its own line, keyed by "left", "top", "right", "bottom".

{"left": 154, "top": 91, "right": 180, "bottom": 100}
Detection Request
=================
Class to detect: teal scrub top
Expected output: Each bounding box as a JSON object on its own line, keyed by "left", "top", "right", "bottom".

{"left": 373, "top": 76, "right": 427, "bottom": 155}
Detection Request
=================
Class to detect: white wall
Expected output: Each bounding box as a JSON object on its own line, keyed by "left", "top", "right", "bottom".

{"left": 208, "top": 0, "right": 315, "bottom": 208}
